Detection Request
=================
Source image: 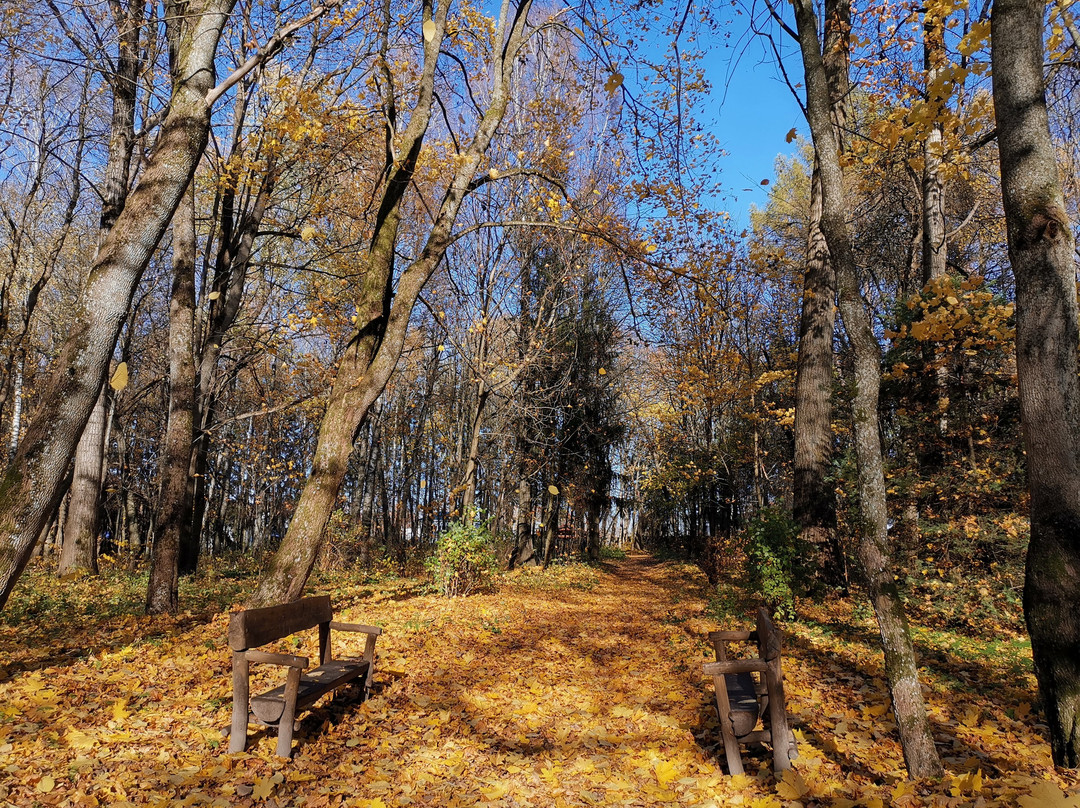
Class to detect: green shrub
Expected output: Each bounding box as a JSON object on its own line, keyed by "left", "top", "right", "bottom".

{"left": 744, "top": 507, "right": 801, "bottom": 619}
{"left": 427, "top": 510, "right": 499, "bottom": 597}
{"left": 598, "top": 546, "right": 627, "bottom": 560}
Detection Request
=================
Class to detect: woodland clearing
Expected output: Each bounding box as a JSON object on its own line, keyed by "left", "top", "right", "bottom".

{"left": 1, "top": 555, "right": 1078, "bottom": 808}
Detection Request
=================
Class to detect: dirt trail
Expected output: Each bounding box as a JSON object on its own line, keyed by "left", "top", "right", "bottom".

{"left": 341, "top": 555, "right": 729, "bottom": 807}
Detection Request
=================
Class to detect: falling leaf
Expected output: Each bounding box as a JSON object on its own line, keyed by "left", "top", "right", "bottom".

{"left": 760, "top": 178, "right": 770, "bottom": 185}
{"left": 548, "top": 485, "right": 559, "bottom": 495}
{"left": 598, "top": 368, "right": 607, "bottom": 375}
{"left": 785, "top": 127, "right": 798, "bottom": 143}
{"left": 301, "top": 225, "right": 317, "bottom": 241}
{"left": 604, "top": 70, "right": 624, "bottom": 94}
{"left": 423, "top": 19, "right": 436, "bottom": 42}
{"left": 208, "top": 290, "right": 221, "bottom": 300}
{"left": 109, "top": 362, "right": 128, "bottom": 392}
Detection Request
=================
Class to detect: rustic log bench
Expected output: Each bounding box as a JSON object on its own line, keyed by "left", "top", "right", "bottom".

{"left": 704, "top": 606, "right": 798, "bottom": 775}
{"left": 227, "top": 595, "right": 382, "bottom": 758}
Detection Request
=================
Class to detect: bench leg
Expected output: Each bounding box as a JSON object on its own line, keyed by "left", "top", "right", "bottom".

{"left": 275, "top": 667, "right": 303, "bottom": 758}
{"left": 764, "top": 660, "right": 796, "bottom": 772}
{"left": 712, "top": 674, "right": 745, "bottom": 775}
{"left": 229, "top": 654, "right": 249, "bottom": 754}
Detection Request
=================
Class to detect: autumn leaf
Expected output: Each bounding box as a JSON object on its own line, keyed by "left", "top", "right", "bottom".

{"left": 785, "top": 127, "right": 798, "bottom": 143}
{"left": 776, "top": 769, "right": 810, "bottom": 800}
{"left": 111, "top": 698, "right": 130, "bottom": 722}
{"left": 109, "top": 362, "right": 129, "bottom": 392}
{"left": 65, "top": 729, "right": 96, "bottom": 751}
{"left": 1018, "top": 782, "right": 1080, "bottom": 808}
{"left": 252, "top": 773, "right": 283, "bottom": 800}
{"left": 653, "top": 759, "right": 679, "bottom": 788}
{"left": 604, "top": 70, "right": 624, "bottom": 94}
{"left": 422, "top": 19, "right": 436, "bottom": 42}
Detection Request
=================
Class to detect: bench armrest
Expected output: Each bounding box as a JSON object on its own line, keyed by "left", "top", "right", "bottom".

{"left": 245, "top": 649, "right": 309, "bottom": 669}
{"left": 708, "top": 630, "right": 756, "bottom": 642}
{"left": 329, "top": 621, "right": 382, "bottom": 636}
{"left": 704, "top": 659, "right": 768, "bottom": 676}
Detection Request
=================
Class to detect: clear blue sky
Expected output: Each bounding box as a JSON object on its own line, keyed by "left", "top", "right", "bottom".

{"left": 704, "top": 32, "right": 806, "bottom": 227}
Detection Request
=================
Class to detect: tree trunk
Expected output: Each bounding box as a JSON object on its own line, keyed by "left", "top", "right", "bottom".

{"left": 58, "top": 388, "right": 107, "bottom": 576}
{"left": 247, "top": 0, "right": 535, "bottom": 606}
{"left": 791, "top": 0, "right": 943, "bottom": 778}
{"left": 0, "top": 0, "right": 235, "bottom": 610}
{"left": 992, "top": 0, "right": 1080, "bottom": 768}
{"left": 541, "top": 485, "right": 559, "bottom": 569}
{"left": 460, "top": 387, "right": 490, "bottom": 515}
{"left": 792, "top": 162, "right": 842, "bottom": 588}
{"left": 508, "top": 474, "right": 535, "bottom": 568}
{"left": 147, "top": 181, "right": 198, "bottom": 614}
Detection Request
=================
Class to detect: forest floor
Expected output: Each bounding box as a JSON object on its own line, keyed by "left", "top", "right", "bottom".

{"left": 1, "top": 554, "right": 1078, "bottom": 808}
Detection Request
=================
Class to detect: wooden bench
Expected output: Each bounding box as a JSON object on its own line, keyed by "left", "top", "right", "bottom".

{"left": 227, "top": 595, "right": 382, "bottom": 758}
{"left": 704, "top": 606, "right": 798, "bottom": 775}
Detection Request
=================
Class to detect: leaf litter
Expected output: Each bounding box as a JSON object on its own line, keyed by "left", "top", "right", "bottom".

{"left": 0, "top": 556, "right": 1077, "bottom": 807}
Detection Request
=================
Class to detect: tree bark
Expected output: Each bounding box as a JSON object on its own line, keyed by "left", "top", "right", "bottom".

{"left": 147, "top": 181, "right": 198, "bottom": 614}
{"left": 790, "top": 0, "right": 943, "bottom": 778}
{"left": 792, "top": 162, "right": 842, "bottom": 587}
{"left": 58, "top": 388, "right": 107, "bottom": 575}
{"left": 992, "top": 0, "right": 1080, "bottom": 768}
{"left": 0, "top": 0, "right": 235, "bottom": 610}
{"left": 247, "top": 0, "right": 536, "bottom": 606}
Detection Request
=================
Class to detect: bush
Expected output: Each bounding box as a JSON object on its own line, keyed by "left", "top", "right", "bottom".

{"left": 744, "top": 507, "right": 801, "bottom": 619}
{"left": 427, "top": 510, "right": 499, "bottom": 597}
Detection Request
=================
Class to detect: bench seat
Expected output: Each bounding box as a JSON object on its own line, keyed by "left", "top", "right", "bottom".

{"left": 722, "top": 671, "right": 760, "bottom": 737}
{"left": 250, "top": 659, "right": 370, "bottom": 724}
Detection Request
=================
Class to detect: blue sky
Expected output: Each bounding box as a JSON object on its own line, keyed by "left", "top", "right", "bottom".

{"left": 702, "top": 27, "right": 806, "bottom": 227}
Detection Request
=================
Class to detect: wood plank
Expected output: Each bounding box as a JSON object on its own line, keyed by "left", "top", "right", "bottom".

{"left": 250, "top": 659, "right": 369, "bottom": 724}
{"left": 708, "top": 630, "right": 755, "bottom": 643}
{"left": 703, "top": 658, "right": 769, "bottom": 676}
{"left": 229, "top": 595, "right": 333, "bottom": 650}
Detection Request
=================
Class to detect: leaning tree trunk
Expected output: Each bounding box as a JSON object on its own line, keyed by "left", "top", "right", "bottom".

{"left": 0, "top": 0, "right": 236, "bottom": 610}
{"left": 247, "top": 0, "right": 536, "bottom": 607}
{"left": 791, "top": 0, "right": 943, "bottom": 778}
{"left": 55, "top": 0, "right": 145, "bottom": 578}
{"left": 147, "top": 181, "right": 198, "bottom": 614}
{"left": 992, "top": 0, "right": 1080, "bottom": 768}
{"left": 58, "top": 389, "right": 107, "bottom": 575}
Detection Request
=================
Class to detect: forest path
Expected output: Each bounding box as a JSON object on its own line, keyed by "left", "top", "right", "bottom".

{"left": 0, "top": 555, "right": 1075, "bottom": 806}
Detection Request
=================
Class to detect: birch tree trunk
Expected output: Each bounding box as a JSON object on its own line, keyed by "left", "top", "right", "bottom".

{"left": 992, "top": 0, "right": 1080, "bottom": 767}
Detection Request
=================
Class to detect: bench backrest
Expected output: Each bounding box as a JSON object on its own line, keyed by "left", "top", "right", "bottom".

{"left": 228, "top": 595, "right": 333, "bottom": 650}
{"left": 755, "top": 607, "right": 782, "bottom": 662}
